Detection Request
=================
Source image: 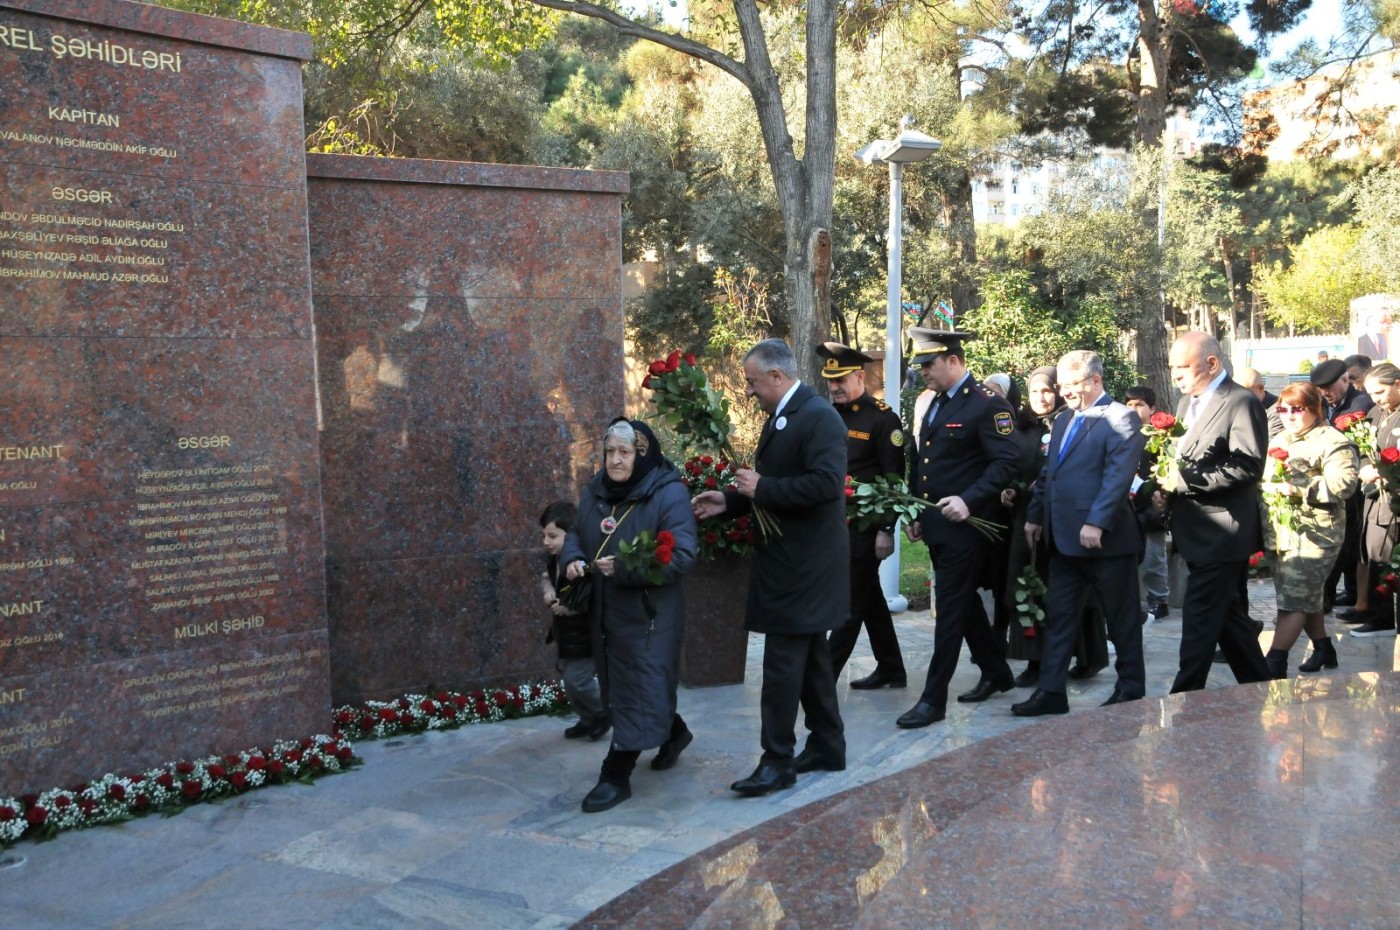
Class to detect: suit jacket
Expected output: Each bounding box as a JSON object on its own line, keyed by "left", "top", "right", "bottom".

{"left": 723, "top": 383, "right": 849, "bottom": 634}
{"left": 910, "top": 379, "right": 1019, "bottom": 540}
{"left": 1326, "top": 383, "right": 1374, "bottom": 423}
{"left": 1169, "top": 377, "right": 1268, "bottom": 562}
{"left": 1028, "top": 396, "right": 1145, "bottom": 559}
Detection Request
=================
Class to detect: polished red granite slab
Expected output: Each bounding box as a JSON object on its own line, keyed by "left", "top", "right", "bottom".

{"left": 576, "top": 674, "right": 1400, "bottom": 929}
{"left": 308, "top": 154, "right": 628, "bottom": 704}
{"left": 0, "top": 1, "right": 326, "bottom": 794}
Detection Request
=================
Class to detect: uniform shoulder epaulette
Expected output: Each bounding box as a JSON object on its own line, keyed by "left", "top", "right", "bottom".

{"left": 978, "top": 385, "right": 997, "bottom": 398}
{"left": 874, "top": 398, "right": 891, "bottom": 411}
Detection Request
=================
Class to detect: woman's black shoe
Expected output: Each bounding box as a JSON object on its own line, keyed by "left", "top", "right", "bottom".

{"left": 650, "top": 727, "right": 694, "bottom": 770}
{"left": 581, "top": 780, "right": 631, "bottom": 812}
{"left": 1298, "top": 637, "right": 1338, "bottom": 672}
{"left": 1067, "top": 662, "right": 1106, "bottom": 680}
{"left": 1013, "top": 663, "right": 1040, "bottom": 688}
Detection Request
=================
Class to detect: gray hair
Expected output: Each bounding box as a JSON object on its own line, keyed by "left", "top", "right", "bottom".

{"left": 745, "top": 339, "right": 798, "bottom": 379}
{"left": 604, "top": 419, "right": 635, "bottom": 446}
{"left": 984, "top": 373, "right": 1012, "bottom": 395}
{"left": 1057, "top": 349, "right": 1104, "bottom": 381}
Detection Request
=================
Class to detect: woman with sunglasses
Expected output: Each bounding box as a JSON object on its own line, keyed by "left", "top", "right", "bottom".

{"left": 1260, "top": 383, "right": 1359, "bottom": 677}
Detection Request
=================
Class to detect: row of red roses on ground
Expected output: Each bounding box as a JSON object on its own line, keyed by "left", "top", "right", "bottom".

{"left": 0, "top": 681, "right": 571, "bottom": 849}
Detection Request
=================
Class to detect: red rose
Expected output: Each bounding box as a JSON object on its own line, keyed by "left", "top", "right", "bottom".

{"left": 25, "top": 806, "right": 47, "bottom": 826}
{"left": 1382, "top": 448, "right": 1400, "bottom": 464}
{"left": 133, "top": 794, "right": 150, "bottom": 812}
{"left": 665, "top": 350, "right": 681, "bottom": 372}
{"left": 1386, "top": 573, "right": 1398, "bottom": 585}
{"left": 108, "top": 784, "right": 126, "bottom": 802}
{"left": 155, "top": 773, "right": 174, "bottom": 789}
{"left": 656, "top": 530, "right": 675, "bottom": 547}
{"left": 397, "top": 711, "right": 413, "bottom": 726}
{"left": 397, "top": 698, "right": 411, "bottom": 710}
{"left": 247, "top": 755, "right": 267, "bottom": 771}
{"left": 1335, "top": 412, "right": 1362, "bottom": 429}
{"left": 845, "top": 487, "right": 855, "bottom": 497}
{"left": 1023, "top": 627, "right": 1036, "bottom": 639}
{"left": 648, "top": 359, "right": 667, "bottom": 376}
{"left": 358, "top": 715, "right": 374, "bottom": 731}
{"left": 718, "top": 460, "right": 729, "bottom": 471}
{"left": 684, "top": 352, "right": 697, "bottom": 366}
{"left": 1248, "top": 551, "right": 1264, "bottom": 567}
{"left": 378, "top": 707, "right": 397, "bottom": 721}
{"left": 736, "top": 516, "right": 751, "bottom": 529}
{"left": 641, "top": 374, "right": 652, "bottom": 390}
{"left": 1268, "top": 447, "right": 1289, "bottom": 461}
{"left": 267, "top": 760, "right": 285, "bottom": 776}
{"left": 79, "top": 799, "right": 97, "bottom": 816}
{"left": 230, "top": 772, "right": 248, "bottom": 790}
{"left": 338, "top": 746, "right": 355, "bottom": 761}
{"left": 705, "top": 476, "right": 717, "bottom": 488}
{"left": 53, "top": 795, "right": 71, "bottom": 809}
{"left": 419, "top": 699, "right": 436, "bottom": 713}
{"left": 0, "top": 805, "right": 15, "bottom": 822}
{"left": 726, "top": 528, "right": 742, "bottom": 541}
{"left": 1149, "top": 412, "right": 1176, "bottom": 430}
{"left": 435, "top": 690, "right": 450, "bottom": 702}
{"left": 181, "top": 781, "right": 202, "bottom": 800}
{"left": 453, "top": 694, "right": 468, "bottom": 708}
{"left": 1377, "top": 584, "right": 1393, "bottom": 596}
{"left": 207, "top": 764, "right": 227, "bottom": 780}
{"left": 175, "top": 761, "right": 195, "bottom": 775}
{"left": 655, "top": 545, "right": 674, "bottom": 565}
{"left": 704, "top": 531, "right": 719, "bottom": 545}
{"left": 700, "top": 455, "right": 713, "bottom": 465}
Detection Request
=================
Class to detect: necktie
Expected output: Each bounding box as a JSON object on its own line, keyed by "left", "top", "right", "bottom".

{"left": 1187, "top": 396, "right": 1201, "bottom": 426}
{"left": 925, "top": 393, "right": 943, "bottom": 430}
{"left": 1058, "top": 413, "right": 1082, "bottom": 461}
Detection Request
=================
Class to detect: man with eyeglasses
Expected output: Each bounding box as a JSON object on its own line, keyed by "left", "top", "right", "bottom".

{"left": 1014, "top": 350, "right": 1147, "bottom": 715}
{"left": 1312, "top": 358, "right": 1372, "bottom": 611}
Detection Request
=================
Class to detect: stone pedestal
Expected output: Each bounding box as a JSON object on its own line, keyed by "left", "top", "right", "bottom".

{"left": 0, "top": 0, "right": 329, "bottom": 793}
{"left": 681, "top": 557, "right": 751, "bottom": 687}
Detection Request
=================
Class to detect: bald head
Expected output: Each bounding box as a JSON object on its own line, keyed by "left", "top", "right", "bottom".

{"left": 1238, "top": 368, "right": 1266, "bottom": 401}
{"left": 1169, "top": 331, "right": 1227, "bottom": 398}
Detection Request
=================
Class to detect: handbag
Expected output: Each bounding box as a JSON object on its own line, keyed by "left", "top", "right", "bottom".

{"left": 555, "top": 503, "right": 637, "bottom": 612}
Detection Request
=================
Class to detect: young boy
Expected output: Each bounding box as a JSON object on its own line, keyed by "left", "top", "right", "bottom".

{"left": 1124, "top": 386, "right": 1171, "bottom": 620}
{"left": 540, "top": 501, "right": 610, "bottom": 740}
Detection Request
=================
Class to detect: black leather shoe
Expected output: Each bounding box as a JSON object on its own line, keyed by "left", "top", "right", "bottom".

{"left": 1011, "top": 689, "right": 1069, "bottom": 716}
{"left": 1334, "top": 592, "right": 1357, "bottom": 608}
{"left": 956, "top": 675, "right": 1015, "bottom": 703}
{"left": 586, "top": 716, "right": 612, "bottom": 741}
{"left": 849, "top": 668, "right": 908, "bottom": 690}
{"left": 1100, "top": 687, "right": 1142, "bottom": 706}
{"left": 1013, "top": 665, "right": 1040, "bottom": 688}
{"left": 564, "top": 722, "right": 590, "bottom": 739}
{"left": 794, "top": 746, "right": 846, "bottom": 774}
{"left": 581, "top": 780, "right": 631, "bottom": 812}
{"left": 1336, "top": 607, "right": 1372, "bottom": 623}
{"left": 650, "top": 726, "right": 693, "bottom": 770}
{"left": 896, "top": 701, "right": 945, "bottom": 728}
{"left": 1068, "top": 662, "right": 1106, "bottom": 680}
{"left": 730, "top": 762, "right": 796, "bottom": 796}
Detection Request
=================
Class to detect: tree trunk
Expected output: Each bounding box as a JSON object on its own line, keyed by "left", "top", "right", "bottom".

{"left": 941, "top": 168, "right": 979, "bottom": 317}
{"left": 1135, "top": 0, "right": 1169, "bottom": 148}
{"left": 1138, "top": 299, "right": 1172, "bottom": 410}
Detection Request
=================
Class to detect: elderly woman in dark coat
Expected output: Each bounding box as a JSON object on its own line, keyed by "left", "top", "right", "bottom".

{"left": 561, "top": 418, "right": 698, "bottom": 812}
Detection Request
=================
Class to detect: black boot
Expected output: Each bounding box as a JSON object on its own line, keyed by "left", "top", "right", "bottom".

{"left": 1298, "top": 636, "right": 1338, "bottom": 673}
{"left": 651, "top": 715, "right": 693, "bottom": 770}
{"left": 1265, "top": 648, "right": 1288, "bottom": 680}
{"left": 583, "top": 748, "right": 639, "bottom": 812}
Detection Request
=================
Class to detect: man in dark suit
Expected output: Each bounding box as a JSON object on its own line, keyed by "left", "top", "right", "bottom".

{"left": 1239, "top": 368, "right": 1282, "bottom": 439}
{"left": 1164, "top": 332, "right": 1273, "bottom": 691}
{"left": 1014, "top": 350, "right": 1147, "bottom": 715}
{"left": 692, "top": 339, "right": 847, "bottom": 794}
{"left": 1314, "top": 358, "right": 1373, "bottom": 609}
{"left": 897, "top": 329, "right": 1019, "bottom": 729}
{"left": 817, "top": 341, "right": 908, "bottom": 690}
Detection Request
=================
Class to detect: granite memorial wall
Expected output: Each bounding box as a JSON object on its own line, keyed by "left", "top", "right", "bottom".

{"left": 307, "top": 154, "right": 629, "bottom": 704}
{"left": 0, "top": 0, "right": 330, "bottom": 792}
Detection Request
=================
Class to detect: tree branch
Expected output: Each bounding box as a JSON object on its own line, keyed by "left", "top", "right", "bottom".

{"left": 525, "top": 0, "right": 751, "bottom": 87}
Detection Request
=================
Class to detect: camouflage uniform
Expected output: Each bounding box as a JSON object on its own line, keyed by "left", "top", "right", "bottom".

{"left": 1263, "top": 424, "right": 1359, "bottom": 612}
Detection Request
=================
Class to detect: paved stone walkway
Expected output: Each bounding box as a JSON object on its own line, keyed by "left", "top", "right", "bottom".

{"left": 3, "top": 580, "right": 1397, "bottom": 929}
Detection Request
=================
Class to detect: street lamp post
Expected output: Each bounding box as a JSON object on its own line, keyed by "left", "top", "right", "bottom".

{"left": 855, "top": 117, "right": 941, "bottom": 612}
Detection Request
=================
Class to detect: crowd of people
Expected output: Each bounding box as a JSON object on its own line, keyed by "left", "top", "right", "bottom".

{"left": 540, "top": 332, "right": 1398, "bottom": 811}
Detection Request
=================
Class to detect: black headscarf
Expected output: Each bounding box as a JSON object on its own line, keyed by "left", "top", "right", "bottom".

{"left": 600, "top": 417, "right": 666, "bottom": 502}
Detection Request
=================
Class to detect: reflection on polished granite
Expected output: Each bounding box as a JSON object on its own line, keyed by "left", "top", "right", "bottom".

{"left": 578, "top": 673, "right": 1400, "bottom": 929}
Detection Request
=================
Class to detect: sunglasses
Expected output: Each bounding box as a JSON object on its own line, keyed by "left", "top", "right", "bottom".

{"left": 1274, "top": 405, "right": 1308, "bottom": 415}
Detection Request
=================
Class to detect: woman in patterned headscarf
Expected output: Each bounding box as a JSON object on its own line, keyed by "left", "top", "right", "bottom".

{"left": 560, "top": 418, "right": 698, "bottom": 812}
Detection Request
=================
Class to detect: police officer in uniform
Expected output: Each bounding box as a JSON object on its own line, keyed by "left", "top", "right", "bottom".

{"left": 817, "top": 341, "right": 909, "bottom": 690}
{"left": 897, "top": 329, "right": 1020, "bottom": 728}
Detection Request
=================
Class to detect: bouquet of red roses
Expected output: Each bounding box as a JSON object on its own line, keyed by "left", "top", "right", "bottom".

{"left": 617, "top": 529, "right": 676, "bottom": 586}
{"left": 642, "top": 349, "right": 779, "bottom": 539}
{"left": 1140, "top": 411, "right": 1186, "bottom": 485}
{"left": 1260, "top": 446, "right": 1306, "bottom": 539}
{"left": 1334, "top": 410, "right": 1376, "bottom": 461}
{"left": 681, "top": 455, "right": 757, "bottom": 559}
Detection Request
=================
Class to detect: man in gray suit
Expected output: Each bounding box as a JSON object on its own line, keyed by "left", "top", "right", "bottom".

{"left": 1164, "top": 332, "right": 1273, "bottom": 690}
{"left": 1014, "top": 350, "right": 1148, "bottom": 715}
